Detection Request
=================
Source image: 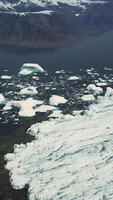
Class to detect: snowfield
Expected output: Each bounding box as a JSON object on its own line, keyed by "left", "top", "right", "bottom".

{"left": 5, "top": 86, "right": 113, "bottom": 200}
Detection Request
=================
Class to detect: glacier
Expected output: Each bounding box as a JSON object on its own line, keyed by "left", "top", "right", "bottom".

{"left": 4, "top": 86, "right": 113, "bottom": 200}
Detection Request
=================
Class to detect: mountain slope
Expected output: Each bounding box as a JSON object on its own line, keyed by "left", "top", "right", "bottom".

{"left": 0, "top": 0, "right": 112, "bottom": 49}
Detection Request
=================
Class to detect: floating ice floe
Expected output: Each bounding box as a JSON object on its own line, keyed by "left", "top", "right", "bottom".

{"left": 68, "top": 75, "right": 79, "bottom": 81}
{"left": 3, "top": 98, "right": 43, "bottom": 117}
{"left": 5, "top": 90, "right": 113, "bottom": 200}
{"left": 1, "top": 75, "right": 12, "bottom": 79}
{"left": 0, "top": 94, "right": 6, "bottom": 104}
{"left": 19, "top": 86, "right": 38, "bottom": 96}
{"left": 96, "top": 82, "right": 107, "bottom": 87}
{"left": 19, "top": 63, "right": 44, "bottom": 75}
{"left": 87, "top": 84, "right": 103, "bottom": 96}
{"left": 81, "top": 94, "right": 95, "bottom": 102}
{"left": 49, "top": 95, "right": 68, "bottom": 106}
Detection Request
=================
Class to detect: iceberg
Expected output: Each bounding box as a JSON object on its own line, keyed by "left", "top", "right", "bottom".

{"left": 19, "top": 63, "right": 44, "bottom": 75}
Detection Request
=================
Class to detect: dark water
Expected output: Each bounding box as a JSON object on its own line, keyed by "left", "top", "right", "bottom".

{"left": 0, "top": 30, "right": 113, "bottom": 73}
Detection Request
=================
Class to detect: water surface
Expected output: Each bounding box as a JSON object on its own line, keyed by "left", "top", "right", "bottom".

{"left": 0, "top": 30, "right": 113, "bottom": 73}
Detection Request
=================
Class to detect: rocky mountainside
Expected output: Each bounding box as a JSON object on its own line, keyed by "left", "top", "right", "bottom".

{"left": 0, "top": 0, "right": 113, "bottom": 49}
{"left": 0, "top": 0, "right": 105, "bottom": 12}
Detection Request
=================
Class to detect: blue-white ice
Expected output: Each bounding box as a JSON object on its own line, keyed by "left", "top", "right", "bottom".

{"left": 5, "top": 86, "right": 113, "bottom": 200}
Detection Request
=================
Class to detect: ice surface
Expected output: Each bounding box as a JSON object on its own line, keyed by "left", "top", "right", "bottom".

{"left": 5, "top": 87, "right": 113, "bottom": 200}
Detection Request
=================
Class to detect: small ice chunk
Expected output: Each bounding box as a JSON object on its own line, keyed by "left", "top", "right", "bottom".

{"left": 19, "top": 86, "right": 38, "bottom": 96}
{"left": 1, "top": 75, "right": 12, "bottom": 79}
{"left": 96, "top": 82, "right": 107, "bottom": 87}
{"left": 0, "top": 94, "right": 6, "bottom": 104}
{"left": 81, "top": 94, "right": 95, "bottom": 102}
{"left": 49, "top": 95, "right": 68, "bottom": 106}
{"left": 87, "top": 84, "right": 103, "bottom": 95}
{"left": 68, "top": 76, "right": 79, "bottom": 81}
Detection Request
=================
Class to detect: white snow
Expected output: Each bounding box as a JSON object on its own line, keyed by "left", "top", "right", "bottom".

{"left": 5, "top": 90, "right": 113, "bottom": 200}
{"left": 49, "top": 95, "right": 68, "bottom": 106}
